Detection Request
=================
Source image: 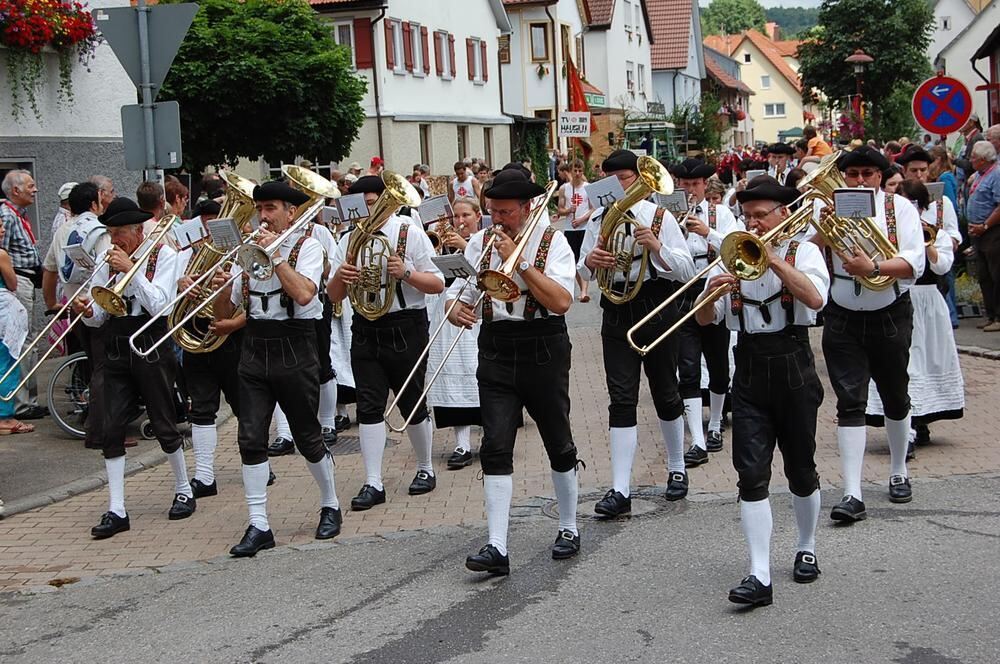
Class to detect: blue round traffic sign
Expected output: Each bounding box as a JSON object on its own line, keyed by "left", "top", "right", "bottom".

{"left": 912, "top": 76, "right": 972, "bottom": 135}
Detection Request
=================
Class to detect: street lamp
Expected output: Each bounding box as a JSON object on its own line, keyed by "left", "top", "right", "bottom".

{"left": 845, "top": 49, "right": 874, "bottom": 110}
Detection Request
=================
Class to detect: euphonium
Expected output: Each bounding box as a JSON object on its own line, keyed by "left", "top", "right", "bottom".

{"left": 923, "top": 222, "right": 938, "bottom": 247}
{"left": 596, "top": 156, "right": 674, "bottom": 304}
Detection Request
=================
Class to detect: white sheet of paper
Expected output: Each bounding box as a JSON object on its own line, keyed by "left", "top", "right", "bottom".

{"left": 418, "top": 195, "right": 452, "bottom": 223}
{"left": 833, "top": 188, "right": 876, "bottom": 218}
{"left": 925, "top": 181, "right": 944, "bottom": 203}
{"left": 63, "top": 243, "right": 97, "bottom": 270}
{"left": 746, "top": 169, "right": 766, "bottom": 182}
{"left": 586, "top": 176, "right": 627, "bottom": 210}
{"left": 655, "top": 189, "right": 689, "bottom": 213}
{"left": 206, "top": 217, "right": 243, "bottom": 250}
{"left": 320, "top": 205, "right": 340, "bottom": 226}
{"left": 480, "top": 215, "right": 493, "bottom": 231}
{"left": 432, "top": 253, "right": 478, "bottom": 282}
{"left": 337, "top": 194, "right": 370, "bottom": 222}
{"left": 173, "top": 219, "right": 207, "bottom": 250}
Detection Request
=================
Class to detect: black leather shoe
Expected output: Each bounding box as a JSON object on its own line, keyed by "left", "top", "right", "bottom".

{"left": 914, "top": 423, "right": 931, "bottom": 446}
{"left": 168, "top": 493, "right": 196, "bottom": 520}
{"left": 229, "top": 525, "right": 275, "bottom": 557}
{"left": 322, "top": 426, "right": 338, "bottom": 448}
{"left": 793, "top": 551, "right": 821, "bottom": 584}
{"left": 191, "top": 478, "right": 218, "bottom": 498}
{"left": 447, "top": 448, "right": 474, "bottom": 469}
{"left": 350, "top": 484, "right": 386, "bottom": 511}
{"left": 408, "top": 470, "right": 437, "bottom": 495}
{"left": 684, "top": 445, "right": 709, "bottom": 468}
{"left": 91, "top": 511, "right": 130, "bottom": 539}
{"left": 888, "top": 475, "right": 912, "bottom": 503}
{"left": 551, "top": 529, "right": 581, "bottom": 560}
{"left": 268, "top": 470, "right": 276, "bottom": 486}
{"left": 706, "top": 430, "right": 723, "bottom": 453}
{"left": 830, "top": 495, "right": 867, "bottom": 522}
{"left": 728, "top": 575, "right": 773, "bottom": 607}
{"left": 594, "top": 489, "right": 631, "bottom": 517}
{"left": 315, "top": 507, "right": 342, "bottom": 539}
{"left": 465, "top": 544, "right": 510, "bottom": 575}
{"left": 334, "top": 415, "right": 351, "bottom": 432}
{"left": 17, "top": 405, "right": 49, "bottom": 420}
{"left": 664, "top": 471, "right": 689, "bottom": 501}
{"left": 267, "top": 436, "right": 295, "bottom": 457}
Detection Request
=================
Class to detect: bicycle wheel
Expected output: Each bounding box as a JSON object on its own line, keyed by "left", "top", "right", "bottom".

{"left": 47, "top": 351, "right": 90, "bottom": 439}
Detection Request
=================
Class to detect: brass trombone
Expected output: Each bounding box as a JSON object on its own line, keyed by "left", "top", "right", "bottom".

{"left": 383, "top": 181, "right": 559, "bottom": 433}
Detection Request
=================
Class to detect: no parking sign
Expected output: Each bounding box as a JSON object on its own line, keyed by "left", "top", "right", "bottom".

{"left": 911, "top": 76, "right": 973, "bottom": 135}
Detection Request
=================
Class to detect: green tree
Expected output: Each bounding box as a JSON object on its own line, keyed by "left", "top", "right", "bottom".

{"left": 158, "top": 0, "right": 367, "bottom": 171}
{"left": 764, "top": 7, "right": 820, "bottom": 38}
{"left": 797, "top": 0, "right": 933, "bottom": 141}
{"left": 701, "top": 0, "right": 767, "bottom": 36}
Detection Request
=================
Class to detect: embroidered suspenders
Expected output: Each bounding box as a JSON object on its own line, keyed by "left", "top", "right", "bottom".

{"left": 651, "top": 207, "right": 666, "bottom": 237}
{"left": 731, "top": 241, "right": 798, "bottom": 330}
{"left": 394, "top": 223, "right": 410, "bottom": 309}
{"left": 706, "top": 204, "right": 718, "bottom": 262}
{"left": 480, "top": 226, "right": 557, "bottom": 322}
{"left": 109, "top": 244, "right": 162, "bottom": 316}
{"left": 242, "top": 236, "right": 309, "bottom": 317}
{"left": 480, "top": 227, "right": 496, "bottom": 322}
{"left": 825, "top": 194, "right": 900, "bottom": 297}
{"left": 935, "top": 199, "right": 944, "bottom": 229}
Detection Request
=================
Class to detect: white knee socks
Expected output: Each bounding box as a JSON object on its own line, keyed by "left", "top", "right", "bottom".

{"left": 190, "top": 423, "right": 217, "bottom": 485}
{"left": 454, "top": 425, "right": 472, "bottom": 453}
{"left": 609, "top": 426, "right": 638, "bottom": 497}
{"left": 551, "top": 468, "right": 579, "bottom": 536}
{"left": 407, "top": 418, "right": 435, "bottom": 475}
{"left": 242, "top": 461, "right": 270, "bottom": 531}
{"left": 336, "top": 403, "right": 349, "bottom": 418}
{"left": 886, "top": 414, "right": 911, "bottom": 478}
{"left": 166, "top": 448, "right": 192, "bottom": 498}
{"left": 793, "top": 490, "right": 820, "bottom": 553}
{"left": 837, "top": 426, "right": 867, "bottom": 501}
{"left": 319, "top": 380, "right": 337, "bottom": 429}
{"left": 485, "top": 474, "right": 513, "bottom": 556}
{"left": 359, "top": 422, "right": 386, "bottom": 490}
{"left": 659, "top": 416, "right": 686, "bottom": 473}
{"left": 274, "top": 405, "right": 292, "bottom": 440}
{"left": 683, "top": 398, "right": 705, "bottom": 450}
{"left": 306, "top": 453, "right": 340, "bottom": 510}
{"left": 741, "top": 498, "right": 772, "bottom": 586}
{"left": 105, "top": 456, "right": 126, "bottom": 518}
{"left": 708, "top": 391, "right": 726, "bottom": 432}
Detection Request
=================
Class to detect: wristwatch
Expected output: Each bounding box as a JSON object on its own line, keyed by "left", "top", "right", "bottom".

{"left": 517, "top": 260, "right": 531, "bottom": 274}
{"left": 869, "top": 259, "right": 880, "bottom": 278}
{"left": 402, "top": 268, "right": 412, "bottom": 281}
{"left": 272, "top": 255, "right": 287, "bottom": 269}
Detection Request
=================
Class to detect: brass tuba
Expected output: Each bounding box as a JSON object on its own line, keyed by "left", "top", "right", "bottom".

{"left": 345, "top": 172, "right": 422, "bottom": 321}
{"left": 596, "top": 156, "right": 674, "bottom": 304}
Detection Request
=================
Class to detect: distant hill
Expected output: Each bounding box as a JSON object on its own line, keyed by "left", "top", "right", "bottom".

{"left": 765, "top": 6, "right": 820, "bottom": 37}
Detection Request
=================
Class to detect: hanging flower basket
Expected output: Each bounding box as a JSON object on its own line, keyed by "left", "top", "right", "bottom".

{"left": 735, "top": 109, "right": 746, "bottom": 121}
{"left": 0, "top": 0, "right": 102, "bottom": 121}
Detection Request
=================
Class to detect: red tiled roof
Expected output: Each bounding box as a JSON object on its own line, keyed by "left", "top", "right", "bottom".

{"left": 581, "top": 0, "right": 615, "bottom": 25}
{"left": 502, "top": 0, "right": 556, "bottom": 5}
{"left": 743, "top": 29, "right": 801, "bottom": 92}
{"left": 773, "top": 39, "right": 801, "bottom": 58}
{"left": 647, "top": 0, "right": 691, "bottom": 70}
{"left": 704, "top": 55, "right": 753, "bottom": 95}
{"left": 703, "top": 34, "right": 740, "bottom": 56}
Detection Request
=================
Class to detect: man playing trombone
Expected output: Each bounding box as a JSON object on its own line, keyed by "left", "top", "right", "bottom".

{"left": 578, "top": 149, "right": 695, "bottom": 517}
{"left": 72, "top": 198, "right": 193, "bottom": 539}
{"left": 447, "top": 169, "right": 581, "bottom": 575}
{"left": 693, "top": 176, "right": 829, "bottom": 608}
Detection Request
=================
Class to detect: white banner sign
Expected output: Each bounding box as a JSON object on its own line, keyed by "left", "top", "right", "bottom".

{"left": 558, "top": 112, "right": 591, "bottom": 138}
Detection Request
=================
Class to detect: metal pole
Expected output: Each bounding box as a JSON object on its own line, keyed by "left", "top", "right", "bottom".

{"left": 136, "top": 0, "right": 158, "bottom": 184}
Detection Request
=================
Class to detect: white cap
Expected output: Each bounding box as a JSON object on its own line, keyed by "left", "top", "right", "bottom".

{"left": 58, "top": 182, "right": 78, "bottom": 200}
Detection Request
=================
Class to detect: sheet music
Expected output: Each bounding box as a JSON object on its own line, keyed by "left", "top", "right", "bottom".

{"left": 336, "top": 194, "right": 370, "bottom": 221}
{"left": 586, "top": 176, "right": 627, "bottom": 210}
{"left": 206, "top": 218, "right": 243, "bottom": 250}
{"left": 418, "top": 195, "right": 453, "bottom": 222}
{"left": 925, "top": 181, "right": 944, "bottom": 203}
{"left": 655, "top": 189, "right": 689, "bottom": 213}
{"left": 173, "top": 219, "right": 208, "bottom": 250}
{"left": 63, "top": 243, "right": 97, "bottom": 270}
{"left": 833, "top": 188, "right": 876, "bottom": 218}
{"left": 432, "top": 253, "right": 478, "bottom": 282}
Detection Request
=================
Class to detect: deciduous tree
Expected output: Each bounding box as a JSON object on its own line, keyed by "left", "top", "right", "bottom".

{"left": 701, "top": 0, "right": 767, "bottom": 36}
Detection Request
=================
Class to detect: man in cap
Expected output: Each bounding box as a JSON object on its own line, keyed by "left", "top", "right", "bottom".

{"left": 72, "top": 198, "right": 193, "bottom": 538}
{"left": 672, "top": 158, "right": 742, "bottom": 468}
{"left": 52, "top": 182, "right": 77, "bottom": 233}
{"left": 212, "top": 181, "right": 342, "bottom": 556}
{"left": 694, "top": 176, "right": 829, "bottom": 608}
{"left": 816, "top": 145, "right": 924, "bottom": 521}
{"left": 367, "top": 157, "right": 385, "bottom": 177}
{"left": 447, "top": 169, "right": 581, "bottom": 575}
{"left": 328, "top": 175, "right": 444, "bottom": 511}
{"left": 578, "top": 149, "right": 695, "bottom": 517}
{"left": 767, "top": 143, "right": 796, "bottom": 185}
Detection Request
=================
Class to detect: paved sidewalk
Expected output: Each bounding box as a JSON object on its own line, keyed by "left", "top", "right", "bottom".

{"left": 1, "top": 312, "right": 997, "bottom": 591}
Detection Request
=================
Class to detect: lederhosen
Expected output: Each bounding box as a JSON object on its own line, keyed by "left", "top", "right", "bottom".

{"left": 349, "top": 224, "right": 431, "bottom": 426}
{"left": 599, "top": 207, "right": 685, "bottom": 427}
{"left": 729, "top": 242, "right": 823, "bottom": 501}
{"left": 305, "top": 224, "right": 336, "bottom": 385}
{"left": 101, "top": 245, "right": 184, "bottom": 460}
{"left": 477, "top": 226, "right": 578, "bottom": 476}
{"left": 236, "top": 238, "right": 324, "bottom": 466}
{"left": 677, "top": 203, "right": 731, "bottom": 400}
{"left": 821, "top": 194, "right": 913, "bottom": 427}
{"left": 181, "top": 245, "right": 242, "bottom": 427}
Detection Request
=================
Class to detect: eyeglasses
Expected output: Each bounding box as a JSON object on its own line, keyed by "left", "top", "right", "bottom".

{"left": 844, "top": 169, "right": 878, "bottom": 178}
{"left": 491, "top": 208, "right": 523, "bottom": 218}
{"left": 738, "top": 202, "right": 786, "bottom": 224}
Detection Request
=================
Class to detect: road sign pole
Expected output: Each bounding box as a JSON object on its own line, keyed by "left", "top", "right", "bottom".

{"left": 136, "top": 0, "right": 159, "bottom": 184}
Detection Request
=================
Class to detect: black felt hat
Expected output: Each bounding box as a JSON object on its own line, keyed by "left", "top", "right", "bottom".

{"left": 194, "top": 199, "right": 222, "bottom": 217}
{"left": 672, "top": 158, "right": 716, "bottom": 180}
{"left": 500, "top": 162, "right": 534, "bottom": 180}
{"left": 836, "top": 145, "right": 890, "bottom": 172}
{"left": 252, "top": 181, "right": 311, "bottom": 206}
{"left": 602, "top": 149, "right": 639, "bottom": 173}
{"left": 484, "top": 169, "right": 546, "bottom": 200}
{"left": 768, "top": 142, "right": 795, "bottom": 156}
{"left": 348, "top": 175, "right": 386, "bottom": 195}
{"left": 736, "top": 175, "right": 799, "bottom": 205}
{"left": 99, "top": 197, "right": 153, "bottom": 227}
{"left": 895, "top": 146, "right": 933, "bottom": 166}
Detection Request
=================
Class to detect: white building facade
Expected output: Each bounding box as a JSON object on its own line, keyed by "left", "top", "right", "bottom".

{"left": 649, "top": 0, "right": 705, "bottom": 117}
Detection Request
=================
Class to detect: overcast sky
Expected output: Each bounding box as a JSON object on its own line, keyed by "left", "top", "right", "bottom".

{"left": 699, "top": 0, "right": 824, "bottom": 7}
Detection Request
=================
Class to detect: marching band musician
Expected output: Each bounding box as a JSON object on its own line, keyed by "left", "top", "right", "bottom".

{"left": 694, "top": 176, "right": 829, "bottom": 608}
{"left": 448, "top": 168, "right": 581, "bottom": 575}
{"left": 73, "top": 198, "right": 192, "bottom": 539}
{"left": 327, "top": 175, "right": 444, "bottom": 511}
{"left": 897, "top": 147, "right": 962, "bottom": 250}
{"left": 212, "top": 182, "right": 342, "bottom": 557}
{"left": 578, "top": 149, "right": 696, "bottom": 517}
{"left": 671, "top": 158, "right": 742, "bottom": 468}
{"left": 767, "top": 143, "right": 795, "bottom": 185}
{"left": 816, "top": 146, "right": 925, "bottom": 522}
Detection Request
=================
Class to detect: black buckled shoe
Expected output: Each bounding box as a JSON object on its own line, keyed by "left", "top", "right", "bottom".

{"left": 408, "top": 470, "right": 437, "bottom": 495}
{"left": 594, "top": 489, "right": 631, "bottom": 517}
{"left": 465, "top": 544, "right": 510, "bottom": 575}
{"left": 888, "top": 475, "right": 912, "bottom": 504}
{"left": 447, "top": 448, "right": 474, "bottom": 470}
{"left": 91, "top": 511, "right": 130, "bottom": 539}
{"left": 664, "top": 471, "right": 689, "bottom": 501}
{"left": 793, "top": 551, "right": 821, "bottom": 584}
{"left": 350, "top": 484, "right": 386, "bottom": 511}
{"left": 315, "top": 507, "right": 342, "bottom": 539}
{"left": 229, "top": 525, "right": 275, "bottom": 557}
{"left": 334, "top": 415, "right": 351, "bottom": 432}
{"left": 551, "top": 529, "right": 581, "bottom": 560}
{"left": 706, "top": 430, "right": 723, "bottom": 453}
{"left": 267, "top": 436, "right": 295, "bottom": 457}
{"left": 268, "top": 470, "right": 276, "bottom": 486}
{"left": 684, "top": 445, "right": 709, "bottom": 468}
{"left": 321, "top": 426, "right": 338, "bottom": 448}
{"left": 830, "top": 495, "right": 867, "bottom": 523}
{"left": 728, "top": 575, "right": 773, "bottom": 607}
{"left": 914, "top": 423, "right": 931, "bottom": 446}
{"left": 168, "top": 493, "right": 196, "bottom": 520}
{"left": 191, "top": 478, "right": 218, "bottom": 498}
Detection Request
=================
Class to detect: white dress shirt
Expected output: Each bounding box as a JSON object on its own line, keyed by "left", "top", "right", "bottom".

{"left": 768, "top": 165, "right": 790, "bottom": 185}
{"left": 229, "top": 233, "right": 325, "bottom": 320}
{"left": 448, "top": 223, "right": 575, "bottom": 322}
{"left": 577, "top": 199, "right": 695, "bottom": 284}
{"left": 683, "top": 200, "right": 743, "bottom": 272}
{"left": 83, "top": 242, "right": 179, "bottom": 327}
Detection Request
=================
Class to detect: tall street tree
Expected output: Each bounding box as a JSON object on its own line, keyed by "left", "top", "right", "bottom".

{"left": 701, "top": 0, "right": 768, "bottom": 36}
{"left": 797, "top": 0, "right": 934, "bottom": 141}
{"left": 158, "top": 0, "right": 367, "bottom": 172}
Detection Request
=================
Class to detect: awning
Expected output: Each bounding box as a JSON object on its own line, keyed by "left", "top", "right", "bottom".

{"left": 777, "top": 126, "right": 804, "bottom": 140}
{"left": 973, "top": 23, "right": 1000, "bottom": 60}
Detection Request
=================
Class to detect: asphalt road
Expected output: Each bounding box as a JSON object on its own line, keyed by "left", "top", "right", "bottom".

{"left": 2, "top": 474, "right": 997, "bottom": 663}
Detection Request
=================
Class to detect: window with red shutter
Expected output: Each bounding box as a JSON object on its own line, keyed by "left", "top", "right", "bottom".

{"left": 434, "top": 30, "right": 443, "bottom": 76}
{"left": 480, "top": 39, "right": 488, "bottom": 82}
{"left": 354, "top": 18, "right": 373, "bottom": 69}
{"left": 466, "top": 38, "right": 475, "bottom": 80}
{"left": 402, "top": 22, "right": 413, "bottom": 72}
{"left": 448, "top": 33, "right": 456, "bottom": 78}
{"left": 421, "top": 26, "right": 430, "bottom": 75}
{"left": 385, "top": 21, "right": 395, "bottom": 69}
